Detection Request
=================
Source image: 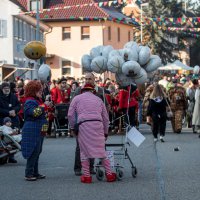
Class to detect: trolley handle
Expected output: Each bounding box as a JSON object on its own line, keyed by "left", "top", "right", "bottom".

{"left": 105, "top": 143, "right": 124, "bottom": 147}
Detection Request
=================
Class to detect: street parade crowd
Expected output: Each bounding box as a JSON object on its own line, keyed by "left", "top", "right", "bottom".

{"left": 0, "top": 71, "right": 200, "bottom": 183}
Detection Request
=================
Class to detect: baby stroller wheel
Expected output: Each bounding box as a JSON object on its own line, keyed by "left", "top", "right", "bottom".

{"left": 96, "top": 168, "right": 104, "bottom": 181}
{"left": 116, "top": 168, "right": 124, "bottom": 181}
{"left": 132, "top": 167, "right": 137, "bottom": 178}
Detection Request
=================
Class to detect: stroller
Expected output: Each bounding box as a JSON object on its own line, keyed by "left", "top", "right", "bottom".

{"left": 95, "top": 125, "right": 137, "bottom": 181}
{"left": 0, "top": 131, "right": 20, "bottom": 164}
{"left": 53, "top": 103, "right": 70, "bottom": 137}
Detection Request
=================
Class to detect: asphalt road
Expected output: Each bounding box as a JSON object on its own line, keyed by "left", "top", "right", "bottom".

{"left": 1, "top": 123, "right": 200, "bottom": 200}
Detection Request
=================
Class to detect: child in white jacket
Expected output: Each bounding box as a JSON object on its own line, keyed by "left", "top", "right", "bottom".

{"left": 0, "top": 117, "right": 22, "bottom": 143}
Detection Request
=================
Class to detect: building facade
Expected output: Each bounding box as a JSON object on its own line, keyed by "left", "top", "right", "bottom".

{"left": 15, "top": 0, "right": 136, "bottom": 80}
{"left": 0, "top": 0, "right": 49, "bottom": 81}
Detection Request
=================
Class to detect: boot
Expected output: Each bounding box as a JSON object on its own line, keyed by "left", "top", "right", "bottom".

{"left": 106, "top": 173, "right": 116, "bottom": 182}
{"left": 80, "top": 175, "right": 92, "bottom": 184}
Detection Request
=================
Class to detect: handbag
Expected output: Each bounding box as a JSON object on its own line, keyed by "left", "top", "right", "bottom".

{"left": 165, "top": 98, "right": 173, "bottom": 119}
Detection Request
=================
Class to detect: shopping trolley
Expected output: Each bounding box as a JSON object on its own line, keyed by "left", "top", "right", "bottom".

{"left": 95, "top": 126, "right": 137, "bottom": 181}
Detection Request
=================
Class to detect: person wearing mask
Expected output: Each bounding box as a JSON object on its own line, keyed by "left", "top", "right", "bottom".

{"left": 21, "top": 81, "right": 48, "bottom": 181}
{"left": 68, "top": 83, "right": 116, "bottom": 183}
{"left": 168, "top": 79, "right": 187, "bottom": 133}
{"left": 71, "top": 72, "right": 107, "bottom": 176}
{"left": 147, "top": 84, "right": 169, "bottom": 142}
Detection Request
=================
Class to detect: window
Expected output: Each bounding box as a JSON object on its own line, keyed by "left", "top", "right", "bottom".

{"left": 0, "top": 20, "right": 2, "bottom": 36}
{"left": 62, "top": 60, "right": 71, "bottom": 75}
{"left": 108, "top": 26, "right": 111, "bottom": 41}
{"left": 0, "top": 19, "right": 7, "bottom": 38}
{"left": 14, "top": 18, "right": 19, "bottom": 38}
{"left": 23, "top": 22, "right": 26, "bottom": 41}
{"left": 30, "top": 0, "right": 41, "bottom": 11}
{"left": 26, "top": 24, "right": 31, "bottom": 41}
{"left": 128, "top": 31, "right": 131, "bottom": 41}
{"left": 81, "top": 26, "right": 90, "bottom": 40}
{"left": 117, "top": 27, "right": 120, "bottom": 42}
{"left": 62, "top": 27, "right": 71, "bottom": 40}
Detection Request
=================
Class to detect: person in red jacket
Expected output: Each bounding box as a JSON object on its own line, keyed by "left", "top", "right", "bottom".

{"left": 51, "top": 77, "right": 71, "bottom": 104}
{"left": 118, "top": 84, "right": 139, "bottom": 128}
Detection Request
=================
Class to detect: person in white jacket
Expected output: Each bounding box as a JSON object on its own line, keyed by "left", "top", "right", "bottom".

{"left": 1, "top": 117, "right": 22, "bottom": 143}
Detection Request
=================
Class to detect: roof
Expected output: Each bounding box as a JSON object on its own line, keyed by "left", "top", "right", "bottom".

{"left": 13, "top": 0, "right": 129, "bottom": 21}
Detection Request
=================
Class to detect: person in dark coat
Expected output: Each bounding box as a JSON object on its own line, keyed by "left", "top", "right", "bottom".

{"left": 0, "top": 82, "right": 21, "bottom": 129}
{"left": 21, "top": 81, "right": 48, "bottom": 181}
{"left": 147, "top": 84, "right": 169, "bottom": 142}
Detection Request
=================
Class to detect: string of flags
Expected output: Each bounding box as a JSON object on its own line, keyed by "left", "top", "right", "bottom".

{"left": 17, "top": 0, "right": 200, "bottom": 38}
{"left": 19, "top": 0, "right": 127, "bottom": 15}
{"left": 167, "top": 27, "right": 200, "bottom": 32}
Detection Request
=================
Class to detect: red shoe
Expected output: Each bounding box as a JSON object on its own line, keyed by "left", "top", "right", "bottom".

{"left": 80, "top": 175, "right": 92, "bottom": 184}
{"left": 106, "top": 173, "right": 116, "bottom": 182}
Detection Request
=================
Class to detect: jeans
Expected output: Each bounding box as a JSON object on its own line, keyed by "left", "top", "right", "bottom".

{"left": 25, "top": 137, "right": 44, "bottom": 177}
{"left": 74, "top": 138, "right": 94, "bottom": 172}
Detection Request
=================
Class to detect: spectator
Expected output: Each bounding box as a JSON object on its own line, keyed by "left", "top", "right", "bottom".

{"left": 0, "top": 82, "right": 21, "bottom": 129}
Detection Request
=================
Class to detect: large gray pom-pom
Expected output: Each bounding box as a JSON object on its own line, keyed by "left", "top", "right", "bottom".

{"left": 138, "top": 46, "right": 151, "bottom": 66}
{"left": 90, "top": 45, "right": 104, "bottom": 59}
{"left": 122, "top": 61, "right": 141, "bottom": 77}
{"left": 144, "top": 55, "right": 162, "bottom": 72}
{"left": 123, "top": 48, "right": 138, "bottom": 62}
{"left": 133, "top": 68, "right": 148, "bottom": 85}
{"left": 102, "top": 45, "right": 114, "bottom": 59}
{"left": 107, "top": 56, "right": 124, "bottom": 73}
{"left": 81, "top": 54, "right": 92, "bottom": 72}
{"left": 124, "top": 41, "right": 139, "bottom": 52}
{"left": 91, "top": 56, "right": 107, "bottom": 73}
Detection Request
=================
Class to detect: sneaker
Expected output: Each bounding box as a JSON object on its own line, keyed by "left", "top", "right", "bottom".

{"left": 25, "top": 176, "right": 37, "bottom": 181}
{"left": 154, "top": 138, "right": 158, "bottom": 142}
{"left": 74, "top": 170, "right": 82, "bottom": 176}
{"left": 160, "top": 136, "right": 165, "bottom": 143}
{"left": 8, "top": 158, "right": 17, "bottom": 163}
{"left": 35, "top": 174, "right": 46, "bottom": 179}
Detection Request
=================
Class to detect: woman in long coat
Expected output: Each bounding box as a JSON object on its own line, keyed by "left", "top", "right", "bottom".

{"left": 68, "top": 83, "right": 116, "bottom": 183}
{"left": 21, "top": 81, "right": 48, "bottom": 181}
{"left": 192, "top": 86, "right": 200, "bottom": 137}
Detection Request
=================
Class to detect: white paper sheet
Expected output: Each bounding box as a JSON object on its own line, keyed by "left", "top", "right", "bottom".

{"left": 127, "top": 126, "right": 145, "bottom": 147}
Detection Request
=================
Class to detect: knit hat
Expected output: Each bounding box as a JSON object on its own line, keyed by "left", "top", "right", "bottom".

{"left": 1, "top": 82, "right": 10, "bottom": 89}
{"left": 3, "top": 117, "right": 12, "bottom": 124}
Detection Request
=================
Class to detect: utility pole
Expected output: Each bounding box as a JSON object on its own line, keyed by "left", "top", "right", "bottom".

{"left": 33, "top": 0, "right": 40, "bottom": 79}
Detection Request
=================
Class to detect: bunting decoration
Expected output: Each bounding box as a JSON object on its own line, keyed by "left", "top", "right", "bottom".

{"left": 19, "top": 0, "right": 126, "bottom": 15}
{"left": 17, "top": 0, "right": 200, "bottom": 38}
